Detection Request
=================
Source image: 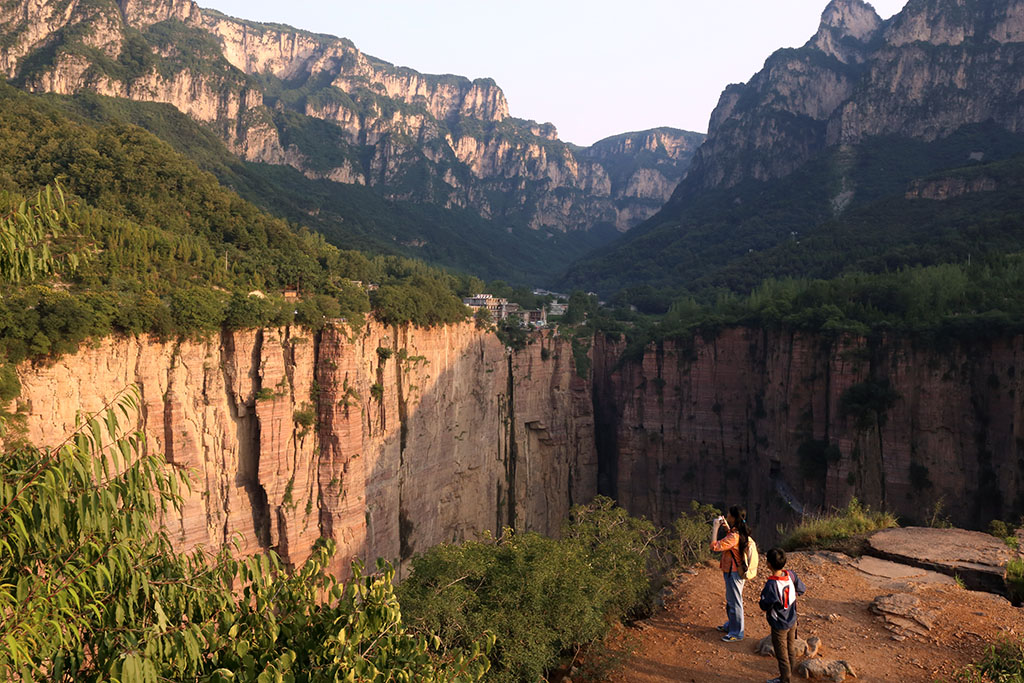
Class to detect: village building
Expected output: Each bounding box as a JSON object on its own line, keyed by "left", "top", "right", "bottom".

{"left": 547, "top": 302, "right": 568, "bottom": 317}
{"left": 463, "top": 293, "right": 512, "bottom": 319}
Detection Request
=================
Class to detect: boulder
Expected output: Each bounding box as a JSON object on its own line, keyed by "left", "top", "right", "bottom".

{"left": 754, "top": 634, "right": 821, "bottom": 658}
{"left": 869, "top": 593, "right": 937, "bottom": 639}
{"left": 796, "top": 658, "right": 857, "bottom": 681}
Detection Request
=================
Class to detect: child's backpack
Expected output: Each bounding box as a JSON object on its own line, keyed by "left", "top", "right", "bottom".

{"left": 740, "top": 537, "right": 759, "bottom": 580}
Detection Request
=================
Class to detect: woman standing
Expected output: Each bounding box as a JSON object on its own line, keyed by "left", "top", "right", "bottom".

{"left": 710, "top": 505, "right": 750, "bottom": 642}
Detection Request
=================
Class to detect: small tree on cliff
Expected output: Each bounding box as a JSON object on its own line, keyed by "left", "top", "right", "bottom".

{"left": 0, "top": 387, "right": 491, "bottom": 682}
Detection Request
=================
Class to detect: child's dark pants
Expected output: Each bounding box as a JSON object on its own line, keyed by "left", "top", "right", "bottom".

{"left": 770, "top": 622, "right": 797, "bottom": 683}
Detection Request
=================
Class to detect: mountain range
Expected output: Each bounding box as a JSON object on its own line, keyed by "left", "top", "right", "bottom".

{"left": 566, "top": 0, "right": 1024, "bottom": 297}
{"left": 4, "top": 0, "right": 1024, "bottom": 301}
{"left": 0, "top": 0, "right": 704, "bottom": 285}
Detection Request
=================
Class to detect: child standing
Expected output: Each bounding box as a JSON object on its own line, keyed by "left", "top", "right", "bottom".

{"left": 758, "top": 548, "right": 806, "bottom": 683}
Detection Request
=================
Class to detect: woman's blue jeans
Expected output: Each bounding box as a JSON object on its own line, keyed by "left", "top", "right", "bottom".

{"left": 722, "top": 571, "right": 745, "bottom": 638}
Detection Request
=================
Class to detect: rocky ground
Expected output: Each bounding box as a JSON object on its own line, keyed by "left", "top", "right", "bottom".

{"left": 600, "top": 550, "right": 1022, "bottom": 682}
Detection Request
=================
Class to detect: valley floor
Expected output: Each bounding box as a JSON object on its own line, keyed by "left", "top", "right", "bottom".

{"left": 602, "top": 551, "right": 1021, "bottom": 682}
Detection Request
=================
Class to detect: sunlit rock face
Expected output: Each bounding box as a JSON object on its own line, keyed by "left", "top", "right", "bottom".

{"left": 0, "top": 0, "right": 703, "bottom": 234}
{"left": 14, "top": 322, "right": 596, "bottom": 577}
{"left": 682, "top": 0, "right": 1024, "bottom": 193}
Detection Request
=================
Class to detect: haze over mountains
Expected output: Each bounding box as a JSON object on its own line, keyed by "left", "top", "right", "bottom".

{"left": 568, "top": 0, "right": 1024, "bottom": 296}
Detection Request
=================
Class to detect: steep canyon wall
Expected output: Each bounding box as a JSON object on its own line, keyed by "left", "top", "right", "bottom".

{"left": 13, "top": 322, "right": 596, "bottom": 577}
{"left": 13, "top": 323, "right": 1023, "bottom": 568}
{"left": 594, "top": 328, "right": 1024, "bottom": 539}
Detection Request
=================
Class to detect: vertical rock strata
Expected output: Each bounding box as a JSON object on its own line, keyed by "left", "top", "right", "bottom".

{"left": 593, "top": 329, "right": 1024, "bottom": 536}
{"left": 14, "top": 322, "right": 595, "bottom": 576}
{"left": 12, "top": 323, "right": 1024, "bottom": 565}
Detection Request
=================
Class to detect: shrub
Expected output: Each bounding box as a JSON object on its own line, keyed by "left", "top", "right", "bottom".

{"left": 473, "top": 307, "right": 492, "bottom": 330}
{"left": 0, "top": 387, "right": 491, "bottom": 681}
{"left": 671, "top": 500, "right": 722, "bottom": 567}
{"left": 293, "top": 405, "right": 315, "bottom": 428}
{"left": 398, "top": 497, "right": 658, "bottom": 683}
{"left": 909, "top": 461, "right": 932, "bottom": 491}
{"left": 170, "top": 287, "right": 227, "bottom": 332}
{"left": 0, "top": 363, "right": 20, "bottom": 402}
{"left": 840, "top": 379, "right": 900, "bottom": 430}
{"left": 571, "top": 334, "right": 591, "bottom": 379}
{"left": 294, "top": 294, "right": 341, "bottom": 331}
{"left": 779, "top": 498, "right": 897, "bottom": 551}
{"left": 224, "top": 291, "right": 276, "bottom": 329}
{"left": 1007, "top": 558, "right": 1024, "bottom": 606}
{"left": 562, "top": 496, "right": 662, "bottom": 620}
{"left": 798, "top": 438, "right": 841, "bottom": 481}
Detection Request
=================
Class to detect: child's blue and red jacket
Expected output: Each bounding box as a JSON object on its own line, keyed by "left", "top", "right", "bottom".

{"left": 758, "top": 569, "right": 807, "bottom": 631}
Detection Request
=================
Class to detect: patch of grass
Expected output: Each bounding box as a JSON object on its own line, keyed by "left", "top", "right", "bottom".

{"left": 779, "top": 498, "right": 897, "bottom": 552}
{"left": 1007, "top": 558, "right": 1024, "bottom": 606}
{"left": 954, "top": 636, "right": 1024, "bottom": 682}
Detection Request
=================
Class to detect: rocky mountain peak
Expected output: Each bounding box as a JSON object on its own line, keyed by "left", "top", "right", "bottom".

{"left": 821, "top": 0, "right": 883, "bottom": 39}
{"left": 118, "top": 0, "right": 200, "bottom": 29}
{"left": 885, "top": 0, "right": 1024, "bottom": 46}
{"left": 809, "top": 0, "right": 883, "bottom": 62}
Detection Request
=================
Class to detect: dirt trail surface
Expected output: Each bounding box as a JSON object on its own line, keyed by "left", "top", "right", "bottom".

{"left": 604, "top": 551, "right": 1022, "bottom": 683}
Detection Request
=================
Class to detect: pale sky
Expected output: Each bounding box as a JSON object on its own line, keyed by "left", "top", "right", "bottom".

{"left": 199, "top": 1, "right": 908, "bottom": 147}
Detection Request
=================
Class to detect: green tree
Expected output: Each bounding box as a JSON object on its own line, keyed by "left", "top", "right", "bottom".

{"left": 0, "top": 388, "right": 492, "bottom": 682}
{"left": 563, "top": 290, "right": 595, "bottom": 325}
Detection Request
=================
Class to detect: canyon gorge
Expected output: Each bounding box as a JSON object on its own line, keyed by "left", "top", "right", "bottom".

{"left": 11, "top": 322, "right": 1023, "bottom": 574}
{"left": 0, "top": 0, "right": 704, "bottom": 237}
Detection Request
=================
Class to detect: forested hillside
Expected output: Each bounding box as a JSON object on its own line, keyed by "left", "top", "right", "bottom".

{"left": 36, "top": 89, "right": 617, "bottom": 285}
{"left": 565, "top": 124, "right": 1024, "bottom": 298}
{"left": 0, "top": 81, "right": 476, "bottom": 370}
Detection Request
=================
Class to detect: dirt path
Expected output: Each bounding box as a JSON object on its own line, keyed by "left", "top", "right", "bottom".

{"left": 602, "top": 551, "right": 1022, "bottom": 682}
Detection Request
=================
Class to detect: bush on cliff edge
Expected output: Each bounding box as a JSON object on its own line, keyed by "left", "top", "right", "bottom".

{"left": 397, "top": 496, "right": 661, "bottom": 683}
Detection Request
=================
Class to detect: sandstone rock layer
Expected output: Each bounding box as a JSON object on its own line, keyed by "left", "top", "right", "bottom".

{"left": 593, "top": 328, "right": 1024, "bottom": 537}
{"left": 14, "top": 322, "right": 595, "bottom": 577}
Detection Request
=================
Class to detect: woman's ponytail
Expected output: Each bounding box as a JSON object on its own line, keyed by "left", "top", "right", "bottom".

{"left": 729, "top": 505, "right": 749, "bottom": 556}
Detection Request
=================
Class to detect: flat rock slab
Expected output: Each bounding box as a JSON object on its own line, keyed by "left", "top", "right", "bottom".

{"left": 853, "top": 556, "right": 955, "bottom": 585}
{"left": 867, "top": 527, "right": 1012, "bottom": 594}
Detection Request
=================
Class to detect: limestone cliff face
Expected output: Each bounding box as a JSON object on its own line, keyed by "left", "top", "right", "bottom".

{"left": 14, "top": 322, "right": 1024, "bottom": 565}
{"left": 684, "top": 0, "right": 1024, "bottom": 193}
{"left": 593, "top": 329, "right": 1024, "bottom": 537}
{"left": 0, "top": 0, "right": 701, "bottom": 234}
{"left": 905, "top": 174, "right": 998, "bottom": 199}
{"left": 14, "top": 322, "right": 595, "bottom": 577}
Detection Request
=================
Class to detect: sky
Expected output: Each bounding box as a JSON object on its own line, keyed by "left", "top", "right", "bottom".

{"left": 198, "top": 1, "right": 909, "bottom": 147}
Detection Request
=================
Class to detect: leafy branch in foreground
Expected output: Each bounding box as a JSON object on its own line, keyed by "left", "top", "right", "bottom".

{"left": 0, "top": 181, "right": 82, "bottom": 284}
{"left": 0, "top": 386, "right": 490, "bottom": 682}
